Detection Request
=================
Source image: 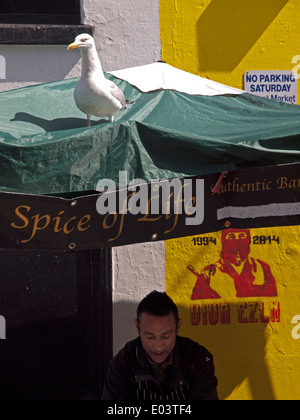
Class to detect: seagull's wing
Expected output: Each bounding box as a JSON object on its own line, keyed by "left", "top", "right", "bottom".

{"left": 106, "top": 80, "right": 127, "bottom": 109}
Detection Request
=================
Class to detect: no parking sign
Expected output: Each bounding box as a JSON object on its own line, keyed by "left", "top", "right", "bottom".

{"left": 244, "top": 70, "right": 297, "bottom": 104}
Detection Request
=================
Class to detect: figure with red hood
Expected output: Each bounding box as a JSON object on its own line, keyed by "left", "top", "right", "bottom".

{"left": 189, "top": 229, "right": 277, "bottom": 300}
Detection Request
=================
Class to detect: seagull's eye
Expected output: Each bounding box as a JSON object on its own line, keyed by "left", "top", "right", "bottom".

{"left": 81, "top": 38, "right": 88, "bottom": 42}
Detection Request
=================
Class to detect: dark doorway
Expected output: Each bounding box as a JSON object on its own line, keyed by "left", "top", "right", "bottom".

{"left": 0, "top": 0, "right": 81, "bottom": 24}
{"left": 0, "top": 248, "right": 112, "bottom": 400}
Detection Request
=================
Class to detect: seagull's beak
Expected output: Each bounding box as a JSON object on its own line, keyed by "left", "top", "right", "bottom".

{"left": 67, "top": 42, "right": 80, "bottom": 50}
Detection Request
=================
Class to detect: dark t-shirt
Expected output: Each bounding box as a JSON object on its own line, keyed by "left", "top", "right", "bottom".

{"left": 102, "top": 335, "right": 219, "bottom": 400}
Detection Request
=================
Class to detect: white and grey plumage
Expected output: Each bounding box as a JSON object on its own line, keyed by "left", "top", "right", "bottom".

{"left": 67, "top": 33, "right": 127, "bottom": 125}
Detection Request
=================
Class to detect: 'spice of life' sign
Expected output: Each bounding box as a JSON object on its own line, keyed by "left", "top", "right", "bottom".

{"left": 244, "top": 70, "right": 297, "bottom": 104}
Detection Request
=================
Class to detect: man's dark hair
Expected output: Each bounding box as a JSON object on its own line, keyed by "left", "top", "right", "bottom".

{"left": 136, "top": 291, "right": 179, "bottom": 326}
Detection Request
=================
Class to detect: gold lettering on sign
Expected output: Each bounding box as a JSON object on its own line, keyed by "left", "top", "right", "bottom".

{"left": 10, "top": 205, "right": 91, "bottom": 244}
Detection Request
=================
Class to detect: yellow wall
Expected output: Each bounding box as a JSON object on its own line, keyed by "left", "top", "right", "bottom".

{"left": 165, "top": 226, "right": 300, "bottom": 400}
{"left": 160, "top": 1, "right": 300, "bottom": 400}
{"left": 160, "top": 0, "right": 300, "bottom": 102}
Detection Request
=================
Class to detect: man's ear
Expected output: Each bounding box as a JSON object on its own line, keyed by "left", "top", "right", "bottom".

{"left": 135, "top": 319, "right": 140, "bottom": 335}
{"left": 177, "top": 319, "right": 183, "bottom": 334}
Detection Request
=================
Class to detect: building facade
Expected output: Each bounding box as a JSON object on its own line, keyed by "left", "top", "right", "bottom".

{"left": 0, "top": 0, "right": 299, "bottom": 400}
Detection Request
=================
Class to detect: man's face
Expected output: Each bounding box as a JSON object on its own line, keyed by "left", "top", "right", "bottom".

{"left": 135, "top": 312, "right": 182, "bottom": 364}
{"left": 221, "top": 229, "right": 251, "bottom": 266}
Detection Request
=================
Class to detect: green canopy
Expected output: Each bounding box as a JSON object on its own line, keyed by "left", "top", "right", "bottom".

{"left": 0, "top": 72, "right": 300, "bottom": 197}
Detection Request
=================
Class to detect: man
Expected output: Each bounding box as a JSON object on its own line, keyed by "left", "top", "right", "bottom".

{"left": 190, "top": 229, "right": 277, "bottom": 300}
{"left": 102, "top": 291, "right": 218, "bottom": 400}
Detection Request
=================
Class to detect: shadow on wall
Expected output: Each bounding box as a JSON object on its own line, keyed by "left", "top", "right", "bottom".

{"left": 3, "top": 46, "right": 80, "bottom": 83}
{"left": 178, "top": 302, "right": 276, "bottom": 400}
{"left": 197, "top": 0, "right": 289, "bottom": 74}
{"left": 113, "top": 300, "right": 140, "bottom": 355}
{"left": 112, "top": 300, "right": 276, "bottom": 400}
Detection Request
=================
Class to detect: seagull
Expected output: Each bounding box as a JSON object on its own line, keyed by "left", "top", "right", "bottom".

{"left": 67, "top": 33, "right": 129, "bottom": 125}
